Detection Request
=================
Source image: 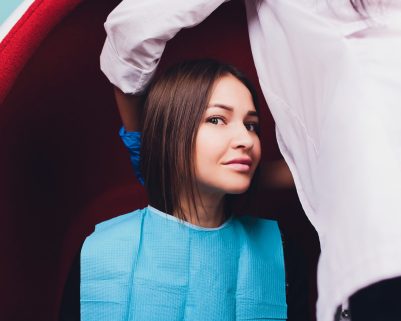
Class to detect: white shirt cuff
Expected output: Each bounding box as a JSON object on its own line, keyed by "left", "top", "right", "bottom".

{"left": 100, "top": 37, "right": 156, "bottom": 95}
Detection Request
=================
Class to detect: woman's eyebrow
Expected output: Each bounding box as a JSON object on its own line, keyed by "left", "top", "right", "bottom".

{"left": 248, "top": 111, "right": 258, "bottom": 117}
{"left": 208, "top": 104, "right": 258, "bottom": 116}
{"left": 208, "top": 104, "right": 233, "bottom": 112}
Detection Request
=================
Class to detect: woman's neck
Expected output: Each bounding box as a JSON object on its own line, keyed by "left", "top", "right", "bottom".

{"left": 177, "top": 192, "right": 226, "bottom": 228}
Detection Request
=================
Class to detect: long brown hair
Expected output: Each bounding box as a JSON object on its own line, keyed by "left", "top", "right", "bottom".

{"left": 140, "top": 59, "right": 259, "bottom": 220}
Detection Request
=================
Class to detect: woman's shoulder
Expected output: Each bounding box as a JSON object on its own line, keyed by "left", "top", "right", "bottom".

{"left": 235, "top": 215, "right": 280, "bottom": 232}
{"left": 82, "top": 208, "right": 147, "bottom": 273}
{"left": 233, "top": 215, "right": 283, "bottom": 249}
{"left": 87, "top": 207, "right": 147, "bottom": 241}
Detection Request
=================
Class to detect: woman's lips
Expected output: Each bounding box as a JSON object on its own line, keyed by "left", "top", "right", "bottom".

{"left": 223, "top": 158, "right": 252, "bottom": 172}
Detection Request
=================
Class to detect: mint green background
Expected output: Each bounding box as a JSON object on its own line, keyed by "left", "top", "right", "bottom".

{"left": 0, "top": 0, "right": 25, "bottom": 25}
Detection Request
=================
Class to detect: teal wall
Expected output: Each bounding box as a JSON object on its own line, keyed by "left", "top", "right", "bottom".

{"left": 0, "top": 0, "right": 25, "bottom": 25}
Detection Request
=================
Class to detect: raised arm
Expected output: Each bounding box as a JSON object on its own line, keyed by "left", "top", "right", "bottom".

{"left": 113, "top": 87, "right": 143, "bottom": 131}
{"left": 100, "top": 0, "right": 228, "bottom": 184}
{"left": 100, "top": 0, "right": 228, "bottom": 95}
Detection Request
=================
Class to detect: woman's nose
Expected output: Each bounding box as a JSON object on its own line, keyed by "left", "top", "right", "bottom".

{"left": 231, "top": 124, "right": 254, "bottom": 150}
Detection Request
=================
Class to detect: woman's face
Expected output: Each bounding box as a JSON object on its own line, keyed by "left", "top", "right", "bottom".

{"left": 194, "top": 74, "right": 261, "bottom": 196}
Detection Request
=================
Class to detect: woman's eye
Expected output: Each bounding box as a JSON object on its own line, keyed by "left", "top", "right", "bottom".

{"left": 207, "top": 117, "right": 225, "bottom": 125}
{"left": 245, "top": 122, "right": 259, "bottom": 132}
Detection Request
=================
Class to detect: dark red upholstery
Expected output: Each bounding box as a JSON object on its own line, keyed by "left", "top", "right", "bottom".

{"left": 0, "top": 1, "right": 319, "bottom": 320}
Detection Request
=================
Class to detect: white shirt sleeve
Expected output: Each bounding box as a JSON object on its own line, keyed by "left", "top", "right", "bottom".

{"left": 100, "top": 0, "right": 228, "bottom": 94}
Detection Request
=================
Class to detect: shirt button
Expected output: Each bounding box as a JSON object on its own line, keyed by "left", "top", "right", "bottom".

{"left": 341, "top": 309, "right": 351, "bottom": 319}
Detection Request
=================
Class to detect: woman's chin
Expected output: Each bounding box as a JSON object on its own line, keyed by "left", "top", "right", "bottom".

{"left": 224, "top": 182, "right": 251, "bottom": 195}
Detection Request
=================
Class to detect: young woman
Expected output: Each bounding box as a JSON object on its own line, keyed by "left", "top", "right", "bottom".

{"left": 60, "top": 59, "right": 309, "bottom": 321}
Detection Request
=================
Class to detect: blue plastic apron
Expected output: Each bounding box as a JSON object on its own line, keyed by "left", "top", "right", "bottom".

{"left": 81, "top": 206, "right": 287, "bottom": 321}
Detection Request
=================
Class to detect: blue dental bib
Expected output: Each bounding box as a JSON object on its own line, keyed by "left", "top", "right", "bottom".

{"left": 81, "top": 206, "right": 287, "bottom": 321}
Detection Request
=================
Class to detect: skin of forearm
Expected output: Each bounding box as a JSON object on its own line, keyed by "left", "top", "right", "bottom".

{"left": 260, "top": 159, "right": 295, "bottom": 189}
{"left": 114, "top": 86, "right": 144, "bottom": 132}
